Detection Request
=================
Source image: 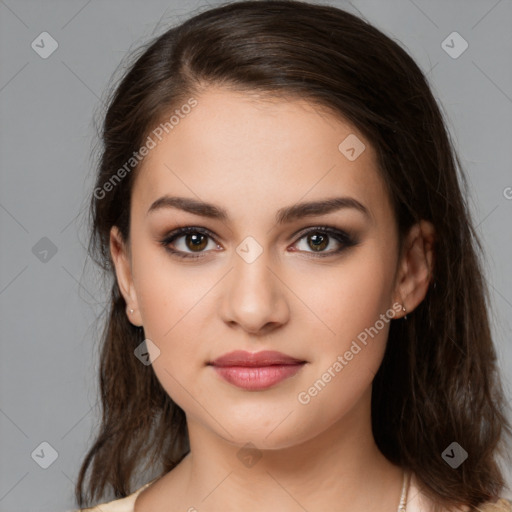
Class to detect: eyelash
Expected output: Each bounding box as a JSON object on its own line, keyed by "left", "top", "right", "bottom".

{"left": 160, "top": 225, "right": 358, "bottom": 260}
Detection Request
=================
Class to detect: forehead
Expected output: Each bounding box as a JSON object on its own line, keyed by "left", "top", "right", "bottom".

{"left": 132, "top": 87, "right": 392, "bottom": 224}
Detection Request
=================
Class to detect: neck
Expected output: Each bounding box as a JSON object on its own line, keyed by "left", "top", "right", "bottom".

{"left": 172, "top": 389, "right": 405, "bottom": 512}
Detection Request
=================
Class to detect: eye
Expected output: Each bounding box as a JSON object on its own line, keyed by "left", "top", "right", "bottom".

{"left": 160, "top": 227, "right": 220, "bottom": 259}
{"left": 292, "top": 226, "right": 357, "bottom": 257}
{"left": 160, "top": 225, "right": 357, "bottom": 260}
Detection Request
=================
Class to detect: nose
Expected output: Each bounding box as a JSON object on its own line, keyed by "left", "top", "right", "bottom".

{"left": 219, "top": 246, "right": 290, "bottom": 336}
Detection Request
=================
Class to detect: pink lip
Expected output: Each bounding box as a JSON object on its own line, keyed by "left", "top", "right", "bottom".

{"left": 209, "top": 350, "right": 306, "bottom": 391}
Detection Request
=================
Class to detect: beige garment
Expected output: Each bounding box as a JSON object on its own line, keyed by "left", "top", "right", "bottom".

{"left": 76, "top": 482, "right": 512, "bottom": 512}
{"left": 76, "top": 480, "right": 154, "bottom": 512}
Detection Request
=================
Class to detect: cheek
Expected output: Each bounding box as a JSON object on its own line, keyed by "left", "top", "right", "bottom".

{"left": 133, "top": 264, "right": 212, "bottom": 409}
{"left": 290, "top": 259, "right": 394, "bottom": 436}
{"left": 131, "top": 240, "right": 209, "bottom": 335}
{"left": 291, "top": 244, "right": 396, "bottom": 410}
{"left": 298, "top": 245, "right": 396, "bottom": 348}
{"left": 129, "top": 247, "right": 208, "bottom": 369}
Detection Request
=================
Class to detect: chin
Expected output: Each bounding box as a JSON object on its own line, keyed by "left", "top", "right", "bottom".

{"left": 213, "top": 413, "right": 323, "bottom": 452}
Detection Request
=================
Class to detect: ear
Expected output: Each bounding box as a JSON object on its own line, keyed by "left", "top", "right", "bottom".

{"left": 110, "top": 226, "right": 142, "bottom": 326}
{"left": 393, "top": 220, "right": 435, "bottom": 318}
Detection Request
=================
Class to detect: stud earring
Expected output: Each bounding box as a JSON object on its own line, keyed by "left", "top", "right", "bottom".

{"left": 402, "top": 305, "right": 407, "bottom": 320}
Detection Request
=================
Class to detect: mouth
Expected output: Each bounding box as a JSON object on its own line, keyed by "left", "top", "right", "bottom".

{"left": 208, "top": 350, "right": 307, "bottom": 391}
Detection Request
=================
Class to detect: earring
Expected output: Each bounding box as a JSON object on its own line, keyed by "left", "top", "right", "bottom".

{"left": 402, "top": 304, "right": 407, "bottom": 320}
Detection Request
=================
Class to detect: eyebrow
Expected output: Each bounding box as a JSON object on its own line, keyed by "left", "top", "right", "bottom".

{"left": 146, "top": 195, "right": 370, "bottom": 224}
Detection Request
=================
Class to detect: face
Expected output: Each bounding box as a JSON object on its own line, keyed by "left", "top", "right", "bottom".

{"left": 111, "top": 87, "right": 417, "bottom": 450}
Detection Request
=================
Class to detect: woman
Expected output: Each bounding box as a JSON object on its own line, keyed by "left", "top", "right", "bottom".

{"left": 74, "top": 1, "right": 512, "bottom": 511}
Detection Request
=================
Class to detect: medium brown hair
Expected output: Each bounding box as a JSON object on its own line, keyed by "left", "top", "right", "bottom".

{"left": 76, "top": 1, "right": 512, "bottom": 509}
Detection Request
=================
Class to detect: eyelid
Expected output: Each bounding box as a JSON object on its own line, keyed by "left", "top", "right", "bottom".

{"left": 291, "top": 224, "right": 351, "bottom": 241}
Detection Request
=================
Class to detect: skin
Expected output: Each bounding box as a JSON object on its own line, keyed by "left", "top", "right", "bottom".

{"left": 110, "top": 87, "right": 435, "bottom": 512}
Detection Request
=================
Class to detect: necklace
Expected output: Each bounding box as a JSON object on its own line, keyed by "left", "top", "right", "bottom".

{"left": 397, "top": 470, "right": 410, "bottom": 512}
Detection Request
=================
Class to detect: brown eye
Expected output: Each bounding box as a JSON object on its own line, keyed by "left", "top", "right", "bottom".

{"left": 185, "top": 232, "right": 208, "bottom": 252}
{"left": 161, "top": 227, "right": 219, "bottom": 259}
{"left": 293, "top": 227, "right": 357, "bottom": 257}
{"left": 307, "top": 232, "right": 329, "bottom": 252}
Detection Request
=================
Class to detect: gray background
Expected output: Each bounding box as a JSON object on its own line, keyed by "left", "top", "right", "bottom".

{"left": 0, "top": 0, "right": 511, "bottom": 510}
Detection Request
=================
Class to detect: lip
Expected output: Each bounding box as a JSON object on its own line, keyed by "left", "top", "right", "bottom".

{"left": 209, "top": 350, "right": 306, "bottom": 391}
{"left": 210, "top": 350, "right": 305, "bottom": 367}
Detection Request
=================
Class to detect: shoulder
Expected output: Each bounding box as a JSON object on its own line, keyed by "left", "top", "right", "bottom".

{"left": 73, "top": 480, "right": 155, "bottom": 512}
{"left": 473, "top": 498, "right": 512, "bottom": 512}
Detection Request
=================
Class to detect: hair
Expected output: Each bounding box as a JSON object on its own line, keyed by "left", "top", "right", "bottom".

{"left": 76, "top": 1, "right": 512, "bottom": 510}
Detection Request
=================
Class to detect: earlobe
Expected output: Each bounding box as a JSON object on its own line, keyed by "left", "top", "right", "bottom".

{"left": 109, "top": 226, "right": 142, "bottom": 326}
{"left": 393, "top": 220, "right": 435, "bottom": 317}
